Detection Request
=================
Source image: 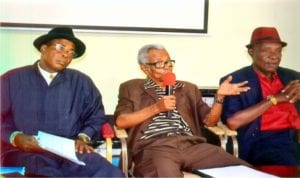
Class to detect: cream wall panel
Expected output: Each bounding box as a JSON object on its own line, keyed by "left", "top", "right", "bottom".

{"left": 1, "top": 0, "right": 299, "bottom": 114}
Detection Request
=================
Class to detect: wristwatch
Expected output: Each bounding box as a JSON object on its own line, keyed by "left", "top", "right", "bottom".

{"left": 77, "top": 133, "right": 91, "bottom": 144}
{"left": 267, "top": 95, "right": 277, "bottom": 105}
{"left": 214, "top": 95, "right": 224, "bottom": 104}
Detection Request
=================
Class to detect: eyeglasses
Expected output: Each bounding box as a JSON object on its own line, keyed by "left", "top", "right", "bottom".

{"left": 51, "top": 43, "right": 77, "bottom": 58}
{"left": 146, "top": 60, "right": 175, "bottom": 69}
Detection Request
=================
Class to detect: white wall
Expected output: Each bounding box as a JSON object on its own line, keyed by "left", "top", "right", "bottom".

{"left": 1, "top": 0, "right": 299, "bottom": 114}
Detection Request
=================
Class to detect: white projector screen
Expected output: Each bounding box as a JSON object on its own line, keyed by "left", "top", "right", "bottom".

{"left": 0, "top": 0, "right": 208, "bottom": 34}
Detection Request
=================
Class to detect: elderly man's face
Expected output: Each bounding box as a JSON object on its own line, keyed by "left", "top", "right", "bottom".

{"left": 248, "top": 42, "right": 282, "bottom": 78}
{"left": 141, "top": 48, "right": 174, "bottom": 86}
{"left": 39, "top": 39, "right": 76, "bottom": 73}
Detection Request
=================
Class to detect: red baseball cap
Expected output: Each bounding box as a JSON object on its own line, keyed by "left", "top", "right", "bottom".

{"left": 246, "top": 27, "right": 287, "bottom": 48}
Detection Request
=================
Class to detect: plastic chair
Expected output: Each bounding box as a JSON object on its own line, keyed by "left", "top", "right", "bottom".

{"left": 93, "top": 122, "right": 129, "bottom": 177}
{"left": 201, "top": 88, "right": 238, "bottom": 157}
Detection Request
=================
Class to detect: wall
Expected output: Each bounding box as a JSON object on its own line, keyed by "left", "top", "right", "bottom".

{"left": 1, "top": 0, "right": 299, "bottom": 114}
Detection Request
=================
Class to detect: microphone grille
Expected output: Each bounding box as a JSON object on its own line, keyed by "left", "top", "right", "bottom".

{"left": 162, "top": 72, "right": 176, "bottom": 86}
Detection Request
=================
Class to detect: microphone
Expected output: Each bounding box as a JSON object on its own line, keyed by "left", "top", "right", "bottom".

{"left": 162, "top": 72, "right": 176, "bottom": 118}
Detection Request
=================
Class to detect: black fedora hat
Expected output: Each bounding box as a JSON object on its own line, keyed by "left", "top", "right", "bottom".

{"left": 33, "top": 27, "right": 86, "bottom": 58}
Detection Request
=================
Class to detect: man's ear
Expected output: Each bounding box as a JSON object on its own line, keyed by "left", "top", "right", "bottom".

{"left": 140, "top": 64, "right": 149, "bottom": 75}
{"left": 140, "top": 64, "right": 146, "bottom": 72}
{"left": 40, "top": 45, "right": 47, "bottom": 52}
{"left": 248, "top": 48, "right": 254, "bottom": 57}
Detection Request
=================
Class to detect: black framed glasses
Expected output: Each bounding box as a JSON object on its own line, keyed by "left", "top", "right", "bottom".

{"left": 51, "top": 43, "right": 77, "bottom": 58}
{"left": 146, "top": 60, "right": 175, "bottom": 69}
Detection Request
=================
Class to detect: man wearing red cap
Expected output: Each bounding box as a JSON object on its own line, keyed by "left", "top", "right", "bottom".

{"left": 220, "top": 27, "right": 300, "bottom": 166}
{"left": 114, "top": 44, "right": 251, "bottom": 177}
{"left": 1, "top": 27, "right": 124, "bottom": 177}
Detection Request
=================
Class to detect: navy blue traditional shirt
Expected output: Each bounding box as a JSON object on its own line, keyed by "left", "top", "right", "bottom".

{"left": 1, "top": 60, "right": 107, "bottom": 162}
{"left": 1, "top": 61, "right": 106, "bottom": 141}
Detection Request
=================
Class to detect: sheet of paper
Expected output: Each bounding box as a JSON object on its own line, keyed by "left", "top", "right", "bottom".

{"left": 36, "top": 131, "right": 86, "bottom": 166}
{"left": 194, "top": 165, "right": 279, "bottom": 178}
{"left": 0, "top": 167, "right": 25, "bottom": 175}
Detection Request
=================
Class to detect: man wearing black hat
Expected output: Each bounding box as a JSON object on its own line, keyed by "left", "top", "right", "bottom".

{"left": 220, "top": 27, "right": 300, "bottom": 168}
{"left": 0, "top": 27, "right": 124, "bottom": 177}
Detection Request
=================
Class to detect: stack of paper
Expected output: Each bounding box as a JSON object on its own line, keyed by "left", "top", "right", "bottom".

{"left": 36, "top": 131, "right": 86, "bottom": 166}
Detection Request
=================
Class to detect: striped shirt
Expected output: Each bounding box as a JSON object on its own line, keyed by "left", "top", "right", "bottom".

{"left": 140, "top": 79, "right": 193, "bottom": 139}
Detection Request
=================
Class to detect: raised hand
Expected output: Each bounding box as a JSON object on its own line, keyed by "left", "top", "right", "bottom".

{"left": 279, "top": 80, "right": 300, "bottom": 103}
{"left": 217, "top": 75, "right": 250, "bottom": 96}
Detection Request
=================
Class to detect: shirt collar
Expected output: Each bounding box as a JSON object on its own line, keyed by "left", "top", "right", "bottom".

{"left": 144, "top": 78, "right": 184, "bottom": 90}
{"left": 253, "top": 67, "right": 279, "bottom": 82}
{"left": 37, "top": 62, "right": 58, "bottom": 85}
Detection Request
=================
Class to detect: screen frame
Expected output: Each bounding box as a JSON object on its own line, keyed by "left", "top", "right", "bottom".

{"left": 0, "top": 0, "right": 209, "bottom": 35}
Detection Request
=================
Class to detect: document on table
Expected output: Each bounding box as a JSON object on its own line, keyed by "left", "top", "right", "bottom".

{"left": 192, "top": 165, "right": 279, "bottom": 178}
{"left": 36, "top": 131, "right": 86, "bottom": 166}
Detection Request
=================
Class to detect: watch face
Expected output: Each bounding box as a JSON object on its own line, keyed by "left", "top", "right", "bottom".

{"left": 267, "top": 95, "right": 277, "bottom": 105}
{"left": 78, "top": 135, "right": 90, "bottom": 144}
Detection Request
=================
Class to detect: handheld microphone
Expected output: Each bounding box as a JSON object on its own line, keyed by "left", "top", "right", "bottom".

{"left": 162, "top": 72, "right": 176, "bottom": 118}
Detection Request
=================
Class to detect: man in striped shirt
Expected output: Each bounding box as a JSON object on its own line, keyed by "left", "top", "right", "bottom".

{"left": 115, "top": 44, "right": 251, "bottom": 177}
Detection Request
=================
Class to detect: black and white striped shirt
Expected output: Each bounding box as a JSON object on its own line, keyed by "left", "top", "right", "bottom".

{"left": 140, "top": 79, "right": 193, "bottom": 140}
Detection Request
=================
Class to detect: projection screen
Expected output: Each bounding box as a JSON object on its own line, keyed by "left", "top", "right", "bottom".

{"left": 0, "top": 0, "right": 209, "bottom": 34}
